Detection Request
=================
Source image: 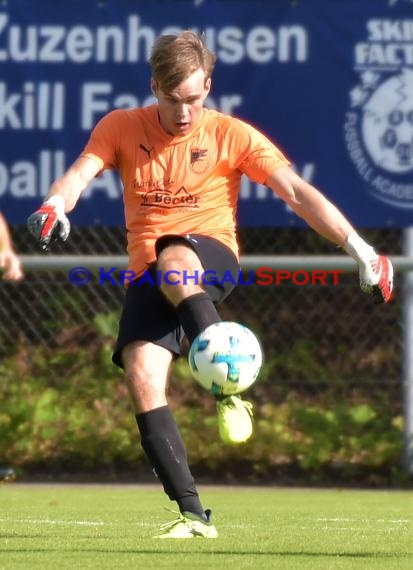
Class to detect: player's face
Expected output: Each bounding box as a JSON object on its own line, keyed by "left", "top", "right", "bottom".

{"left": 152, "top": 68, "right": 211, "bottom": 137}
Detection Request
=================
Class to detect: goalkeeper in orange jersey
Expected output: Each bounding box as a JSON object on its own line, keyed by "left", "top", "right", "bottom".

{"left": 27, "top": 31, "right": 393, "bottom": 538}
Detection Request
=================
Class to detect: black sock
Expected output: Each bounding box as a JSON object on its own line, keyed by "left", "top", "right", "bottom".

{"left": 136, "top": 406, "right": 205, "bottom": 517}
{"left": 176, "top": 292, "right": 221, "bottom": 345}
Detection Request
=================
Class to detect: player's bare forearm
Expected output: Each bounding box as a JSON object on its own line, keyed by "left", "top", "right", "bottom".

{"left": 0, "top": 213, "right": 14, "bottom": 251}
{"left": 287, "top": 185, "right": 354, "bottom": 247}
{"left": 266, "top": 165, "right": 393, "bottom": 303}
{"left": 266, "top": 166, "right": 354, "bottom": 247}
{"left": 46, "top": 156, "right": 100, "bottom": 212}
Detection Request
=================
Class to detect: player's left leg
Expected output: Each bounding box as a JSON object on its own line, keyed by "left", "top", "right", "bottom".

{"left": 156, "top": 234, "right": 254, "bottom": 445}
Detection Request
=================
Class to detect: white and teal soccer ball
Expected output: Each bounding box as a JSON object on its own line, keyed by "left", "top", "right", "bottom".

{"left": 188, "top": 321, "right": 263, "bottom": 396}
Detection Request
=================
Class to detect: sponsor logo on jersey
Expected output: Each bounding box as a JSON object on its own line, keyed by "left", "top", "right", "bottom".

{"left": 140, "top": 186, "right": 199, "bottom": 209}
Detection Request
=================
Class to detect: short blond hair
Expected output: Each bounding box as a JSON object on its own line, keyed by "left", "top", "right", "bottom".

{"left": 150, "top": 31, "right": 216, "bottom": 93}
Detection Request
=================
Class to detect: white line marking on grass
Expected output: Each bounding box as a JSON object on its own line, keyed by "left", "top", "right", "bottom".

{"left": 0, "top": 518, "right": 157, "bottom": 528}
{"left": 382, "top": 519, "right": 411, "bottom": 524}
{"left": 315, "top": 518, "right": 355, "bottom": 522}
{"left": 0, "top": 518, "right": 105, "bottom": 526}
{"left": 314, "top": 517, "right": 411, "bottom": 523}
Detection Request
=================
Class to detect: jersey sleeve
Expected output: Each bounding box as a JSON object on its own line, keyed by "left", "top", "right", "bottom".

{"left": 226, "top": 117, "right": 291, "bottom": 184}
{"left": 80, "top": 109, "right": 126, "bottom": 171}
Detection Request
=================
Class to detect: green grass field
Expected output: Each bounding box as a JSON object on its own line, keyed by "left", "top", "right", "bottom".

{"left": 0, "top": 484, "right": 412, "bottom": 569}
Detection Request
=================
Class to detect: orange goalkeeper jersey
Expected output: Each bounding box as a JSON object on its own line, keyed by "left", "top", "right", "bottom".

{"left": 81, "top": 105, "right": 289, "bottom": 277}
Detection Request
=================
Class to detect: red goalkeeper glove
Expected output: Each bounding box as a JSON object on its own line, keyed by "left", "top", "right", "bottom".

{"left": 27, "top": 195, "right": 70, "bottom": 251}
{"left": 344, "top": 233, "right": 394, "bottom": 304}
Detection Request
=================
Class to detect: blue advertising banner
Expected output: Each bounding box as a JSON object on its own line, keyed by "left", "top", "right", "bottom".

{"left": 0, "top": 0, "right": 412, "bottom": 227}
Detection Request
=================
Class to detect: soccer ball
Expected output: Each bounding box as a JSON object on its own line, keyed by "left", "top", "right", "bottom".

{"left": 188, "top": 321, "right": 263, "bottom": 396}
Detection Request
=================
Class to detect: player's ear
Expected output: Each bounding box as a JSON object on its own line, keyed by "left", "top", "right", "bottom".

{"left": 204, "top": 77, "right": 211, "bottom": 96}
{"left": 151, "top": 78, "right": 158, "bottom": 97}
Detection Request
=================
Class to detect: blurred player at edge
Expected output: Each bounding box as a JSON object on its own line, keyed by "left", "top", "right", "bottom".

{"left": 0, "top": 211, "right": 24, "bottom": 482}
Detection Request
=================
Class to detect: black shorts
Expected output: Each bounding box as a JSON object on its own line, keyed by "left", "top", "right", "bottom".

{"left": 112, "top": 234, "right": 240, "bottom": 368}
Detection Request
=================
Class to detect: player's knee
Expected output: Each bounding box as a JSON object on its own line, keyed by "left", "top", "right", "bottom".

{"left": 157, "top": 245, "right": 204, "bottom": 303}
{"left": 157, "top": 241, "right": 199, "bottom": 272}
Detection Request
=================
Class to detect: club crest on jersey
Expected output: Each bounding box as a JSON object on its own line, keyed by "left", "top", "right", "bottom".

{"left": 190, "top": 148, "right": 209, "bottom": 173}
{"left": 343, "top": 18, "right": 413, "bottom": 208}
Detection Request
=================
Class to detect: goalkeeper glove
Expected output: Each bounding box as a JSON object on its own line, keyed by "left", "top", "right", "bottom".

{"left": 27, "top": 195, "right": 70, "bottom": 251}
{"left": 344, "top": 232, "right": 393, "bottom": 304}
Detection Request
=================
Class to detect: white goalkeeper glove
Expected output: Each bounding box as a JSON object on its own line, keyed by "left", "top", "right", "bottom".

{"left": 27, "top": 195, "right": 71, "bottom": 251}
{"left": 344, "top": 232, "right": 393, "bottom": 304}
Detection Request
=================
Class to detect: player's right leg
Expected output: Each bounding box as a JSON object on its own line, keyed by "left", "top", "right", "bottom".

{"left": 112, "top": 282, "right": 216, "bottom": 537}
{"left": 121, "top": 340, "right": 216, "bottom": 538}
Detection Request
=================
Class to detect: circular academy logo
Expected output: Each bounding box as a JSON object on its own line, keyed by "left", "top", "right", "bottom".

{"left": 344, "top": 68, "right": 413, "bottom": 208}
{"left": 362, "top": 69, "right": 413, "bottom": 174}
